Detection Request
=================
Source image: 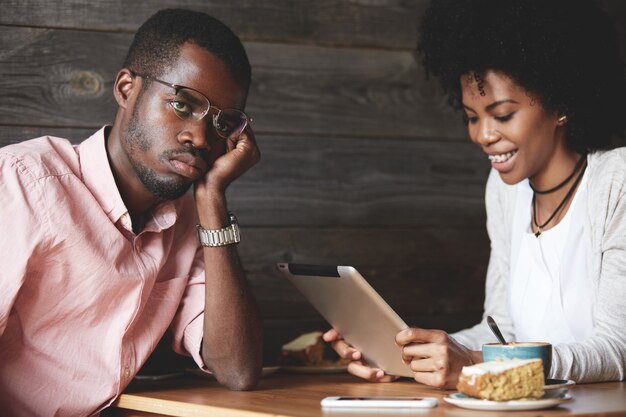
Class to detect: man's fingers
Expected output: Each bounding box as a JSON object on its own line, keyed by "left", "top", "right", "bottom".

{"left": 230, "top": 127, "right": 258, "bottom": 154}
{"left": 223, "top": 127, "right": 260, "bottom": 172}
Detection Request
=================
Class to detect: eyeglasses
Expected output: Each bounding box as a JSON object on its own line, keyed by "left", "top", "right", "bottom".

{"left": 130, "top": 71, "right": 251, "bottom": 139}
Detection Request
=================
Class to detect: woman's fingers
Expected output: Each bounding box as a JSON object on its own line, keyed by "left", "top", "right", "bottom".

{"left": 347, "top": 361, "right": 399, "bottom": 382}
{"left": 322, "top": 328, "right": 341, "bottom": 342}
{"left": 413, "top": 370, "right": 450, "bottom": 389}
{"left": 323, "top": 329, "right": 361, "bottom": 361}
{"left": 396, "top": 327, "right": 448, "bottom": 346}
{"left": 396, "top": 329, "right": 475, "bottom": 389}
{"left": 330, "top": 338, "right": 361, "bottom": 361}
{"left": 406, "top": 355, "right": 446, "bottom": 373}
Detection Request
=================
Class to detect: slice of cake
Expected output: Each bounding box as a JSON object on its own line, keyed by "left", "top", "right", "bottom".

{"left": 457, "top": 358, "right": 545, "bottom": 401}
{"left": 278, "top": 331, "right": 326, "bottom": 366}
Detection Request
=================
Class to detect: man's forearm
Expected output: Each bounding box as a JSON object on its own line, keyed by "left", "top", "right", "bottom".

{"left": 201, "top": 245, "right": 263, "bottom": 390}
{"left": 197, "top": 194, "right": 263, "bottom": 390}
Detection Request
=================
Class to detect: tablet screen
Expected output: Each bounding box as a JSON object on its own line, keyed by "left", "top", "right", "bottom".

{"left": 277, "top": 263, "right": 413, "bottom": 377}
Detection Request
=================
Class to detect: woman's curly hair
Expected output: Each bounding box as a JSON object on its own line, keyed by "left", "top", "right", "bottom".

{"left": 417, "top": 0, "right": 626, "bottom": 152}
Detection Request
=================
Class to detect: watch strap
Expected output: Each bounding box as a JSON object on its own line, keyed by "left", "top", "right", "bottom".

{"left": 196, "top": 212, "right": 240, "bottom": 247}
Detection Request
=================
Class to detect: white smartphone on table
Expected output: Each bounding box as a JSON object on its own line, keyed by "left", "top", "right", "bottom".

{"left": 321, "top": 396, "right": 438, "bottom": 409}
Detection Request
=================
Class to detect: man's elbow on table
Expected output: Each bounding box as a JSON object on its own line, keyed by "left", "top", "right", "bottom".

{"left": 202, "top": 347, "right": 263, "bottom": 390}
{"left": 215, "top": 366, "right": 262, "bottom": 391}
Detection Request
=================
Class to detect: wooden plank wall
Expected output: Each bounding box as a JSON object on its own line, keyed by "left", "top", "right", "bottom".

{"left": 1, "top": 1, "right": 625, "bottom": 366}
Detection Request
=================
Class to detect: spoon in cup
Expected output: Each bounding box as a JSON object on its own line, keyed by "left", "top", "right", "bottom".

{"left": 487, "top": 315, "right": 508, "bottom": 345}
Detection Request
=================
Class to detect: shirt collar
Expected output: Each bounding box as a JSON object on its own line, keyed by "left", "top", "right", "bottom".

{"left": 78, "top": 127, "right": 180, "bottom": 232}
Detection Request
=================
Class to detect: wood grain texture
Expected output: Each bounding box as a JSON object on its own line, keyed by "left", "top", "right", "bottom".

{"left": 246, "top": 42, "right": 465, "bottom": 139}
{"left": 0, "top": 0, "right": 428, "bottom": 50}
{"left": 0, "top": 27, "right": 467, "bottom": 139}
{"left": 239, "top": 226, "right": 489, "bottom": 320}
{"left": 0, "top": 26, "right": 123, "bottom": 127}
{"left": 0, "top": 130, "right": 491, "bottom": 227}
{"left": 6, "top": 0, "right": 624, "bottom": 371}
{"left": 226, "top": 133, "right": 488, "bottom": 226}
{"left": 107, "top": 375, "right": 626, "bottom": 417}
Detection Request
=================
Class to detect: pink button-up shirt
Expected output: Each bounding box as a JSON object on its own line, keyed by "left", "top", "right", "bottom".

{"left": 0, "top": 128, "right": 207, "bottom": 417}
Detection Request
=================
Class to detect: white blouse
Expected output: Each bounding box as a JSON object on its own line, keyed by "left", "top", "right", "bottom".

{"left": 508, "top": 171, "right": 594, "bottom": 344}
{"left": 452, "top": 149, "right": 626, "bottom": 382}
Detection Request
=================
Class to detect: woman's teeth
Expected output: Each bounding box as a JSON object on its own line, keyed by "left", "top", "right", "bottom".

{"left": 488, "top": 151, "right": 517, "bottom": 163}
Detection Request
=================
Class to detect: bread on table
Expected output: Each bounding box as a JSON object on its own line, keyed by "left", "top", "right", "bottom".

{"left": 278, "top": 331, "right": 326, "bottom": 366}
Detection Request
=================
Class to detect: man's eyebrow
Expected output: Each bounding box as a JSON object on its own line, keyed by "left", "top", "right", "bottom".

{"left": 175, "top": 88, "right": 206, "bottom": 107}
{"left": 463, "top": 99, "right": 519, "bottom": 113}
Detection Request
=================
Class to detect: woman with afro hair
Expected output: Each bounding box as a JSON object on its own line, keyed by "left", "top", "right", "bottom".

{"left": 325, "top": 0, "right": 626, "bottom": 388}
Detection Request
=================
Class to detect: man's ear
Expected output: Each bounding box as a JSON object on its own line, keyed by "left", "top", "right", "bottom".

{"left": 113, "top": 69, "right": 138, "bottom": 109}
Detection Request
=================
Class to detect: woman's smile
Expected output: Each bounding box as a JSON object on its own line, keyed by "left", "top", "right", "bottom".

{"left": 488, "top": 149, "right": 518, "bottom": 164}
{"left": 461, "top": 70, "right": 568, "bottom": 186}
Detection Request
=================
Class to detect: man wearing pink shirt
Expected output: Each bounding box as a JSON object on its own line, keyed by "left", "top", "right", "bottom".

{"left": 0, "top": 9, "right": 262, "bottom": 416}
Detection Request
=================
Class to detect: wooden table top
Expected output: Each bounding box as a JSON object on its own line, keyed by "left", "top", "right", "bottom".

{"left": 105, "top": 372, "right": 626, "bottom": 417}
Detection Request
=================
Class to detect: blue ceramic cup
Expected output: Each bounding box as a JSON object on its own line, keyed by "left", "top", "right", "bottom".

{"left": 482, "top": 342, "right": 552, "bottom": 381}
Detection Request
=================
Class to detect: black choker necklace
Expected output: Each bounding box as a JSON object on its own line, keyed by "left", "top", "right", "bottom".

{"left": 532, "top": 158, "right": 587, "bottom": 238}
{"left": 529, "top": 155, "right": 587, "bottom": 194}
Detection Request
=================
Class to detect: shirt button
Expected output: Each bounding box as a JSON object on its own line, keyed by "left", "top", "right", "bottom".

{"left": 123, "top": 367, "right": 131, "bottom": 379}
{"left": 135, "top": 241, "right": 142, "bottom": 252}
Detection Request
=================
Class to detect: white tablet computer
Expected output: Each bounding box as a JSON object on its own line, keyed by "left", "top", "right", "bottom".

{"left": 277, "top": 263, "right": 413, "bottom": 378}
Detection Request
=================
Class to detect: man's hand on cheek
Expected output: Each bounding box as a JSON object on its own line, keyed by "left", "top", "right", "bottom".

{"left": 195, "top": 127, "right": 260, "bottom": 196}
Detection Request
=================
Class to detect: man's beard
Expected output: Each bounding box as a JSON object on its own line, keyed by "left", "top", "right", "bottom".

{"left": 124, "top": 109, "right": 192, "bottom": 201}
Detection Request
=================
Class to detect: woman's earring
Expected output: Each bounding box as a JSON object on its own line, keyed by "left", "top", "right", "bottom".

{"left": 557, "top": 115, "right": 568, "bottom": 125}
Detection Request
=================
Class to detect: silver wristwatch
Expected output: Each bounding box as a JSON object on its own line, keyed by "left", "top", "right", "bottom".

{"left": 196, "top": 212, "right": 240, "bottom": 247}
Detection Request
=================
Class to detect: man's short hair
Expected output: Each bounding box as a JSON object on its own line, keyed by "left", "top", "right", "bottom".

{"left": 123, "top": 8, "right": 251, "bottom": 88}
